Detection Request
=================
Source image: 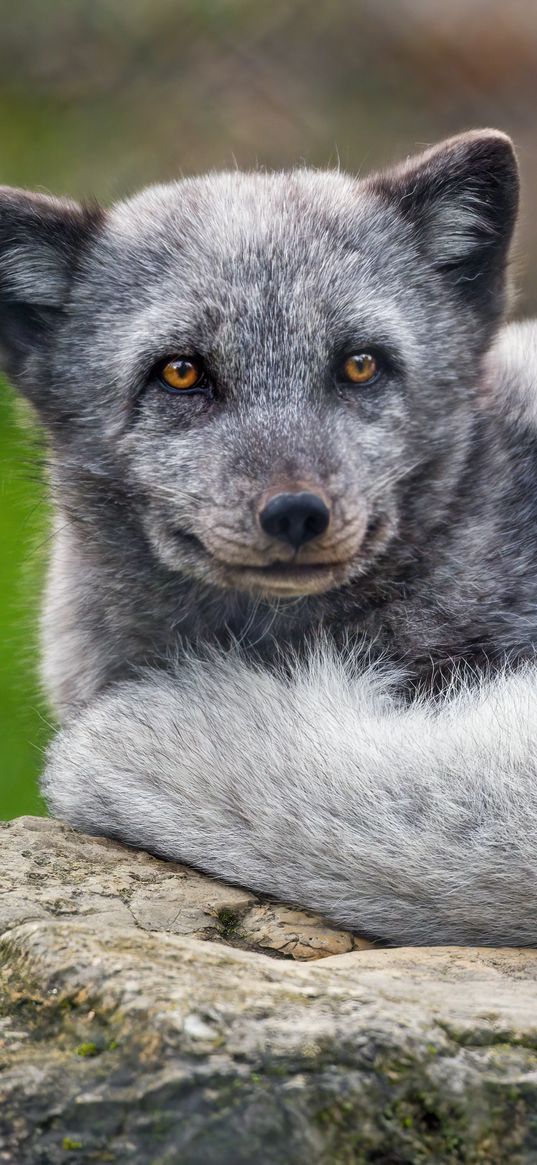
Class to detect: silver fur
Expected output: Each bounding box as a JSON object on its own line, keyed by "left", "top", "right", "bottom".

{"left": 3, "top": 131, "right": 537, "bottom": 946}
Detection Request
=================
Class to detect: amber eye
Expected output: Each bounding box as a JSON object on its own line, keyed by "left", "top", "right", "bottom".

{"left": 342, "top": 353, "right": 379, "bottom": 385}
{"left": 159, "top": 357, "right": 204, "bottom": 392}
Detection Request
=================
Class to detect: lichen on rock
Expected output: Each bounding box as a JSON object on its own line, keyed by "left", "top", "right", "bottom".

{"left": 2, "top": 816, "right": 537, "bottom": 1164}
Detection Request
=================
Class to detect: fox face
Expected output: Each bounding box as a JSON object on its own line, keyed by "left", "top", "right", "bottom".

{"left": 0, "top": 131, "right": 518, "bottom": 599}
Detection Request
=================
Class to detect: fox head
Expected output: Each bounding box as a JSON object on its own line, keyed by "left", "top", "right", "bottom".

{"left": 0, "top": 131, "right": 519, "bottom": 599}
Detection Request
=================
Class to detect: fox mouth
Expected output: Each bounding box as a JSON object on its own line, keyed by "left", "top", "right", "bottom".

{"left": 227, "top": 560, "right": 348, "bottom": 595}
{"left": 170, "top": 528, "right": 349, "bottom": 593}
{"left": 167, "top": 514, "right": 388, "bottom": 595}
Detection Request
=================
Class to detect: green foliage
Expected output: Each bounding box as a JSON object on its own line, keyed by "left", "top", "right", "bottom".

{"left": 0, "top": 386, "right": 50, "bottom": 819}
{"left": 75, "top": 1042, "right": 99, "bottom": 1057}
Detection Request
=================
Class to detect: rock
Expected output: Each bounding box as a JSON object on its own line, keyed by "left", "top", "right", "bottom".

{"left": 0, "top": 816, "right": 367, "bottom": 960}
{"left": 239, "top": 903, "right": 366, "bottom": 959}
{"left": 1, "top": 817, "right": 537, "bottom": 1163}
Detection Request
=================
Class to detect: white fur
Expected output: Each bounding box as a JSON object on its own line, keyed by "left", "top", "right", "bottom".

{"left": 487, "top": 318, "right": 537, "bottom": 428}
{"left": 43, "top": 647, "right": 537, "bottom": 946}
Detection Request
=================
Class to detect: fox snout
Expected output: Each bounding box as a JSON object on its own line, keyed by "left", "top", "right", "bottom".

{"left": 190, "top": 478, "right": 379, "bottom": 597}
{"left": 257, "top": 489, "right": 331, "bottom": 550}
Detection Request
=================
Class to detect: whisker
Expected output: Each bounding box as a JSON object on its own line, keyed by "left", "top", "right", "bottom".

{"left": 367, "top": 459, "right": 422, "bottom": 501}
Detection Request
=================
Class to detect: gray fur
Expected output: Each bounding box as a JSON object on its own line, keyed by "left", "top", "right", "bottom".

{"left": 3, "top": 130, "right": 537, "bottom": 945}
{"left": 43, "top": 650, "right": 537, "bottom": 946}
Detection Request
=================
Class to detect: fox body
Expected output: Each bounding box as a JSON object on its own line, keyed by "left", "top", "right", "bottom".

{"left": 4, "top": 130, "right": 537, "bottom": 945}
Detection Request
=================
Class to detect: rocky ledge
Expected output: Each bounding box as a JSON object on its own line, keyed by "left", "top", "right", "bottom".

{"left": 1, "top": 817, "right": 537, "bottom": 1164}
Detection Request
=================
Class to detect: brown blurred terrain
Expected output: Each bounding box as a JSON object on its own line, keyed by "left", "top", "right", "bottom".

{"left": 1, "top": 0, "right": 537, "bottom": 816}
{"left": 0, "top": 0, "right": 536, "bottom": 301}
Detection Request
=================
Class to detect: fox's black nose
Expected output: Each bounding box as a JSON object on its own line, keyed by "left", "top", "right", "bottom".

{"left": 258, "top": 491, "right": 331, "bottom": 550}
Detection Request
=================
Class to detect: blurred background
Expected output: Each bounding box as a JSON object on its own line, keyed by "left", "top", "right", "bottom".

{"left": 2, "top": 0, "right": 537, "bottom": 817}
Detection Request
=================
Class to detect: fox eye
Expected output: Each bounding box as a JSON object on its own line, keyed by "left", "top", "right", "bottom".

{"left": 342, "top": 353, "right": 379, "bottom": 385}
{"left": 158, "top": 357, "right": 205, "bottom": 392}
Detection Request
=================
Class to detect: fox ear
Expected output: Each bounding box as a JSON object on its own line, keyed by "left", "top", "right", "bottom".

{"left": 369, "top": 130, "right": 519, "bottom": 305}
{"left": 0, "top": 188, "right": 102, "bottom": 382}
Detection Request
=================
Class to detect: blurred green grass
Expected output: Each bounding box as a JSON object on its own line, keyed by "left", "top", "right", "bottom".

{"left": 0, "top": 384, "right": 50, "bottom": 818}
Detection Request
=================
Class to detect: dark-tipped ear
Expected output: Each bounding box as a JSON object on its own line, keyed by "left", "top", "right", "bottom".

{"left": 368, "top": 130, "right": 519, "bottom": 311}
{"left": 0, "top": 188, "right": 103, "bottom": 382}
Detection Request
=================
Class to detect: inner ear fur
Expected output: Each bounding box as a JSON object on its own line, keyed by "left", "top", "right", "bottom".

{"left": 368, "top": 130, "right": 519, "bottom": 288}
{"left": 0, "top": 188, "right": 103, "bottom": 380}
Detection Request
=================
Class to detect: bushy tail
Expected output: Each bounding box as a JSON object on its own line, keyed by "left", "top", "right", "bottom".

{"left": 43, "top": 646, "right": 537, "bottom": 946}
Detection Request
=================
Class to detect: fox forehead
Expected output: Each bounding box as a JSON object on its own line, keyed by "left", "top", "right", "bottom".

{"left": 75, "top": 169, "right": 418, "bottom": 365}
{"left": 90, "top": 168, "right": 415, "bottom": 306}
{"left": 108, "top": 168, "right": 383, "bottom": 250}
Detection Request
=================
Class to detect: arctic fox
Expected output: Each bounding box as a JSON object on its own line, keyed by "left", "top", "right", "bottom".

{"left": 3, "top": 129, "right": 537, "bottom": 946}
